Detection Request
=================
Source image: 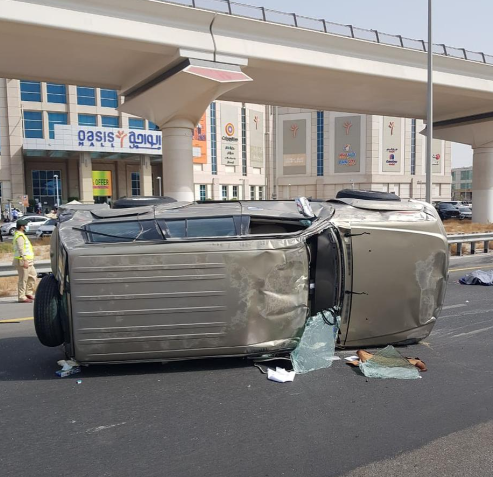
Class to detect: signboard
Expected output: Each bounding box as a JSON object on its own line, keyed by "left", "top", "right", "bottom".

{"left": 382, "top": 117, "right": 401, "bottom": 172}
{"left": 334, "top": 116, "right": 361, "bottom": 173}
{"left": 24, "top": 125, "right": 162, "bottom": 154}
{"left": 92, "top": 171, "right": 112, "bottom": 197}
{"left": 17, "top": 195, "right": 29, "bottom": 207}
{"left": 221, "top": 104, "right": 240, "bottom": 166}
{"left": 432, "top": 139, "right": 442, "bottom": 174}
{"left": 249, "top": 111, "right": 264, "bottom": 168}
{"left": 283, "top": 119, "right": 307, "bottom": 175}
{"left": 193, "top": 114, "right": 207, "bottom": 164}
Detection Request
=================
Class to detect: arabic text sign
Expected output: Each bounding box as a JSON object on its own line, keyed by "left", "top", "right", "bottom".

{"left": 221, "top": 104, "right": 240, "bottom": 166}
{"left": 92, "top": 171, "right": 112, "bottom": 197}
{"left": 249, "top": 111, "right": 264, "bottom": 168}
{"left": 334, "top": 116, "right": 361, "bottom": 173}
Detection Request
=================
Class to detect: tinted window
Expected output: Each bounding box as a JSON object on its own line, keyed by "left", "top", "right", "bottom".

{"left": 47, "top": 83, "right": 67, "bottom": 104}
{"left": 164, "top": 220, "right": 186, "bottom": 238}
{"left": 188, "top": 218, "right": 236, "bottom": 237}
{"left": 440, "top": 204, "right": 455, "bottom": 209}
{"left": 86, "top": 221, "right": 163, "bottom": 243}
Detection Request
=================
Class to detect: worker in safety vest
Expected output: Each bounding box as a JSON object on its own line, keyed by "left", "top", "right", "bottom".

{"left": 12, "top": 219, "right": 37, "bottom": 303}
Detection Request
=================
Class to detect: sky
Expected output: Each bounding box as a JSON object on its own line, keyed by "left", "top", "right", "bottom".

{"left": 240, "top": 0, "right": 493, "bottom": 168}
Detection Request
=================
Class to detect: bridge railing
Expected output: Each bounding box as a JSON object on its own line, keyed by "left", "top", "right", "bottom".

{"left": 163, "top": 0, "right": 493, "bottom": 66}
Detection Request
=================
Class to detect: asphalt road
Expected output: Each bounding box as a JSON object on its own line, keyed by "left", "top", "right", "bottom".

{"left": 1, "top": 255, "right": 493, "bottom": 477}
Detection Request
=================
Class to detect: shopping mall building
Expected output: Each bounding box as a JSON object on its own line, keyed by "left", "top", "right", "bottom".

{"left": 0, "top": 78, "right": 451, "bottom": 210}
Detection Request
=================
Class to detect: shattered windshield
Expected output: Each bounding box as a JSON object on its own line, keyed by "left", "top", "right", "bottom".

{"left": 84, "top": 220, "right": 164, "bottom": 243}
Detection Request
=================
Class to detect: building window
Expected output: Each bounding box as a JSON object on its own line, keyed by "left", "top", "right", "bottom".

{"left": 258, "top": 186, "right": 264, "bottom": 200}
{"left": 148, "top": 121, "right": 159, "bottom": 131}
{"left": 199, "top": 184, "right": 206, "bottom": 201}
{"left": 131, "top": 172, "right": 140, "bottom": 196}
{"left": 222, "top": 185, "right": 228, "bottom": 200}
{"left": 77, "top": 86, "right": 96, "bottom": 106}
{"left": 210, "top": 102, "right": 217, "bottom": 175}
{"left": 411, "top": 119, "right": 416, "bottom": 175}
{"left": 20, "top": 81, "right": 41, "bottom": 102}
{"left": 461, "top": 170, "right": 472, "bottom": 181}
{"left": 47, "top": 83, "right": 66, "bottom": 104}
{"left": 232, "top": 185, "right": 238, "bottom": 199}
{"left": 100, "top": 89, "right": 118, "bottom": 108}
{"left": 250, "top": 186, "right": 255, "bottom": 200}
{"left": 23, "top": 111, "right": 43, "bottom": 138}
{"left": 32, "top": 170, "right": 62, "bottom": 207}
{"left": 48, "top": 112, "right": 68, "bottom": 139}
{"left": 129, "top": 118, "right": 145, "bottom": 130}
{"left": 101, "top": 116, "right": 119, "bottom": 128}
{"left": 78, "top": 114, "right": 97, "bottom": 127}
{"left": 241, "top": 107, "right": 247, "bottom": 176}
{"left": 317, "top": 111, "right": 324, "bottom": 176}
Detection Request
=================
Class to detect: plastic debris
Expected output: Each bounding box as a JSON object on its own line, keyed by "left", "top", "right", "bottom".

{"left": 56, "top": 359, "right": 81, "bottom": 378}
{"left": 267, "top": 367, "right": 296, "bottom": 383}
{"left": 356, "top": 346, "right": 421, "bottom": 379}
{"left": 76, "top": 380, "right": 82, "bottom": 384}
{"left": 290, "top": 309, "right": 340, "bottom": 374}
{"left": 459, "top": 270, "right": 493, "bottom": 285}
{"left": 253, "top": 357, "right": 293, "bottom": 375}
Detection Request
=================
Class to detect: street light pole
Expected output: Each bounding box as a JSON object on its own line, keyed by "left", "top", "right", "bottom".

{"left": 157, "top": 176, "right": 162, "bottom": 196}
{"left": 54, "top": 174, "right": 59, "bottom": 207}
{"left": 425, "top": 0, "right": 433, "bottom": 203}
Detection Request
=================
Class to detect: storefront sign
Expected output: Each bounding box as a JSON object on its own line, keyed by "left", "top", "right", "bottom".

{"left": 92, "top": 171, "right": 112, "bottom": 197}
{"left": 382, "top": 117, "right": 402, "bottom": 172}
{"left": 283, "top": 119, "right": 307, "bottom": 175}
{"left": 221, "top": 104, "right": 240, "bottom": 166}
{"left": 432, "top": 139, "right": 442, "bottom": 173}
{"left": 193, "top": 114, "right": 207, "bottom": 164}
{"left": 334, "top": 116, "right": 361, "bottom": 173}
{"left": 24, "top": 125, "right": 162, "bottom": 155}
{"left": 249, "top": 111, "right": 264, "bottom": 168}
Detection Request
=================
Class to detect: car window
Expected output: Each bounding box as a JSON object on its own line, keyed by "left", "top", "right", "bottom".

{"left": 440, "top": 204, "right": 455, "bottom": 209}
{"left": 36, "top": 217, "right": 47, "bottom": 222}
{"left": 158, "top": 217, "right": 237, "bottom": 238}
{"left": 85, "top": 220, "right": 163, "bottom": 243}
{"left": 45, "top": 219, "right": 57, "bottom": 226}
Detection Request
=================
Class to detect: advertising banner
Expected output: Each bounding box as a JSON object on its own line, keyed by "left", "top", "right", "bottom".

{"left": 193, "top": 113, "right": 207, "bottom": 164}
{"left": 334, "top": 116, "right": 361, "bottom": 173}
{"left": 221, "top": 104, "right": 240, "bottom": 166}
{"left": 92, "top": 171, "right": 112, "bottom": 197}
{"left": 283, "top": 119, "right": 307, "bottom": 175}
{"left": 382, "top": 117, "right": 402, "bottom": 172}
{"left": 249, "top": 111, "right": 264, "bottom": 168}
{"left": 432, "top": 138, "right": 442, "bottom": 174}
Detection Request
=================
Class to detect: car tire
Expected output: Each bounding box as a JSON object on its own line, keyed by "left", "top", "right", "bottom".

{"left": 34, "top": 274, "right": 64, "bottom": 347}
{"left": 336, "top": 189, "right": 401, "bottom": 201}
{"left": 8, "top": 228, "right": 15, "bottom": 236}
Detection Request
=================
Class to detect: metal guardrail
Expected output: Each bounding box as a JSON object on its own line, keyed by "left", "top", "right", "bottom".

{"left": 447, "top": 233, "right": 493, "bottom": 256}
{"left": 0, "top": 260, "right": 51, "bottom": 278}
{"left": 162, "top": 0, "right": 493, "bottom": 66}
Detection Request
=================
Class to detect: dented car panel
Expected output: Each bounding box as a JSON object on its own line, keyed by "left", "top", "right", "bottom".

{"left": 45, "top": 198, "right": 448, "bottom": 363}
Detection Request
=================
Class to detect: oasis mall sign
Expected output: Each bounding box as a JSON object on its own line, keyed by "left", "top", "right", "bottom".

{"left": 23, "top": 125, "right": 162, "bottom": 154}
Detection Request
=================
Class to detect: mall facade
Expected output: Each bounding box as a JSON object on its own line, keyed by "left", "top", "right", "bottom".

{"left": 0, "top": 78, "right": 451, "bottom": 210}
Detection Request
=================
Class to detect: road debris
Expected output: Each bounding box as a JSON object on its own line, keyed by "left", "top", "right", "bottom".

{"left": 290, "top": 309, "right": 340, "bottom": 374}
{"left": 56, "top": 359, "right": 81, "bottom": 378}
{"left": 267, "top": 367, "right": 296, "bottom": 383}
{"left": 459, "top": 270, "right": 493, "bottom": 285}
{"left": 346, "top": 346, "right": 426, "bottom": 379}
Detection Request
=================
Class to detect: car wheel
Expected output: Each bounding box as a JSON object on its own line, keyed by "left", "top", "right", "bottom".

{"left": 336, "top": 189, "right": 401, "bottom": 201}
{"left": 34, "top": 274, "right": 64, "bottom": 347}
{"left": 8, "top": 228, "right": 15, "bottom": 235}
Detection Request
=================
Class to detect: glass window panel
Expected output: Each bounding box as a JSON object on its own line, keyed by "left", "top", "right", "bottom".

{"left": 23, "top": 111, "right": 43, "bottom": 138}
{"left": 129, "top": 118, "right": 145, "bottom": 130}
{"left": 187, "top": 217, "right": 236, "bottom": 237}
{"left": 101, "top": 116, "right": 119, "bottom": 128}
{"left": 100, "top": 89, "right": 118, "bottom": 108}
{"left": 86, "top": 221, "right": 162, "bottom": 243}
{"left": 20, "top": 81, "right": 41, "bottom": 102}
{"left": 48, "top": 112, "right": 67, "bottom": 139}
{"left": 47, "top": 83, "right": 66, "bottom": 104}
{"left": 148, "top": 121, "right": 159, "bottom": 131}
{"left": 77, "top": 86, "right": 96, "bottom": 106}
{"left": 159, "top": 220, "right": 186, "bottom": 238}
{"left": 78, "top": 114, "right": 97, "bottom": 126}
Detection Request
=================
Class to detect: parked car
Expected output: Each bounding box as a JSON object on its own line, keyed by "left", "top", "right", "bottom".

{"left": 36, "top": 218, "right": 57, "bottom": 238}
{"left": 0, "top": 215, "right": 50, "bottom": 235}
{"left": 33, "top": 193, "right": 448, "bottom": 364}
{"left": 458, "top": 206, "right": 472, "bottom": 220}
{"left": 436, "top": 203, "right": 461, "bottom": 220}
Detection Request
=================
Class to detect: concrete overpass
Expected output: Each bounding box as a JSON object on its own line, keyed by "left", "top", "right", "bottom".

{"left": 1, "top": 0, "right": 493, "bottom": 219}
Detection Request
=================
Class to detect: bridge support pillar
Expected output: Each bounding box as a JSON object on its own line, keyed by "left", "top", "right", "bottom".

{"left": 472, "top": 145, "right": 493, "bottom": 223}
{"left": 161, "top": 119, "right": 195, "bottom": 202}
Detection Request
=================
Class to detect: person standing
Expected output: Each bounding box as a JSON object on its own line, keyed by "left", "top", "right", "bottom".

{"left": 12, "top": 208, "right": 18, "bottom": 221}
{"left": 12, "top": 219, "right": 37, "bottom": 303}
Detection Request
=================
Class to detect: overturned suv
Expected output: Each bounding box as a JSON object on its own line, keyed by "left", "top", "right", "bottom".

{"left": 34, "top": 192, "right": 448, "bottom": 364}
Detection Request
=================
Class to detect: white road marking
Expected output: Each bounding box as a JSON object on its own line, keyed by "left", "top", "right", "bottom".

{"left": 442, "top": 304, "right": 467, "bottom": 310}
{"left": 452, "top": 325, "right": 493, "bottom": 338}
{"left": 86, "top": 422, "right": 127, "bottom": 434}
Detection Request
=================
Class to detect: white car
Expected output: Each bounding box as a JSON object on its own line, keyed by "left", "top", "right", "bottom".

{"left": 36, "top": 218, "right": 57, "bottom": 238}
{"left": 0, "top": 216, "right": 50, "bottom": 236}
